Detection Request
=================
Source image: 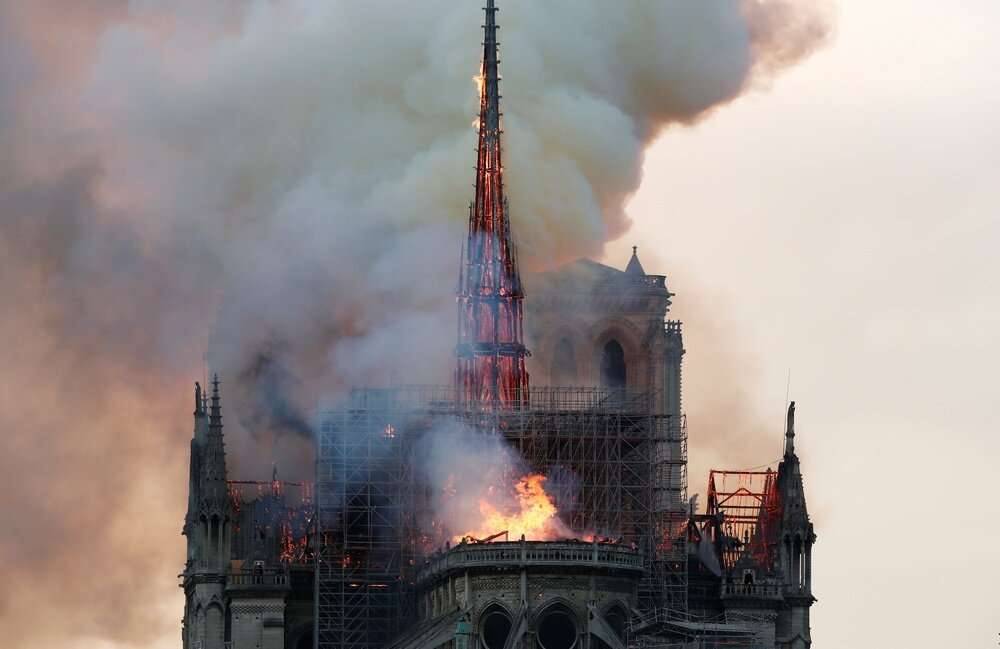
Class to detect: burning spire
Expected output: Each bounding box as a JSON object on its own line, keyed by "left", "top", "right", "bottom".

{"left": 456, "top": 0, "right": 529, "bottom": 410}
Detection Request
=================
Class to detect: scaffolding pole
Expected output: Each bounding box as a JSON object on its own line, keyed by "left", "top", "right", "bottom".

{"left": 315, "top": 386, "right": 688, "bottom": 649}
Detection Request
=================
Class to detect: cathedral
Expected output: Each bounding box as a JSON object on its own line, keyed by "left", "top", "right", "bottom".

{"left": 180, "top": 2, "right": 815, "bottom": 648}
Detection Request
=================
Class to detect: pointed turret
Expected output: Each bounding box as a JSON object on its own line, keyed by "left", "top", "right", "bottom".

{"left": 456, "top": 0, "right": 530, "bottom": 410}
{"left": 181, "top": 376, "right": 230, "bottom": 649}
{"left": 777, "top": 403, "right": 810, "bottom": 529}
{"left": 182, "top": 375, "right": 231, "bottom": 572}
{"left": 203, "top": 374, "right": 229, "bottom": 501}
{"left": 778, "top": 403, "right": 807, "bottom": 518}
{"left": 775, "top": 401, "right": 816, "bottom": 646}
{"left": 184, "top": 382, "right": 209, "bottom": 539}
{"left": 625, "top": 246, "right": 646, "bottom": 276}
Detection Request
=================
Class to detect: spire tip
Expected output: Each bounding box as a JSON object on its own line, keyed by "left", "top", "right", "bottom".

{"left": 784, "top": 401, "right": 796, "bottom": 457}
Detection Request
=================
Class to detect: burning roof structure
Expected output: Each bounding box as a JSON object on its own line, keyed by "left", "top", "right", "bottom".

{"left": 180, "top": 3, "right": 816, "bottom": 649}
{"left": 228, "top": 478, "right": 314, "bottom": 566}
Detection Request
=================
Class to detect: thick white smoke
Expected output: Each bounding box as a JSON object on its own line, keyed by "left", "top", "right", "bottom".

{"left": 82, "top": 0, "right": 831, "bottom": 471}
{"left": 0, "top": 1, "right": 828, "bottom": 647}
{"left": 415, "top": 421, "right": 521, "bottom": 540}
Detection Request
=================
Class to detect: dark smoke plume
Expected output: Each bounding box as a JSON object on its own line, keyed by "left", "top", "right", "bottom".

{"left": 0, "top": 2, "right": 829, "bottom": 647}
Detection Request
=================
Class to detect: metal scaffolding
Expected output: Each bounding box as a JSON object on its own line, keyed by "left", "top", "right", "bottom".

{"left": 316, "top": 391, "right": 422, "bottom": 649}
{"left": 315, "top": 386, "right": 688, "bottom": 649}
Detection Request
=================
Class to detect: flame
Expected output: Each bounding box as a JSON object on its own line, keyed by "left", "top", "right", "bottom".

{"left": 472, "top": 68, "right": 485, "bottom": 131}
{"left": 279, "top": 520, "right": 308, "bottom": 563}
{"left": 456, "top": 474, "right": 570, "bottom": 542}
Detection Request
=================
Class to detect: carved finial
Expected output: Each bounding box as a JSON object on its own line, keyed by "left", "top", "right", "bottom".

{"left": 785, "top": 401, "right": 796, "bottom": 457}
{"left": 625, "top": 245, "right": 645, "bottom": 276}
{"left": 194, "top": 382, "right": 202, "bottom": 415}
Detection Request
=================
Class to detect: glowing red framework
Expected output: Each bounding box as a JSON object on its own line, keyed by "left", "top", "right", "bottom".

{"left": 228, "top": 479, "right": 315, "bottom": 565}
{"left": 455, "top": 0, "right": 529, "bottom": 410}
{"left": 706, "top": 469, "right": 782, "bottom": 571}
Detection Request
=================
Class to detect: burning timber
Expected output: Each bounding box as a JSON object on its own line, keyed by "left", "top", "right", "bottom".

{"left": 180, "top": 1, "right": 816, "bottom": 648}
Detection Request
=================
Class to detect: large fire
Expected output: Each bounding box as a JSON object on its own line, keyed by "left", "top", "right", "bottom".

{"left": 455, "top": 474, "right": 572, "bottom": 542}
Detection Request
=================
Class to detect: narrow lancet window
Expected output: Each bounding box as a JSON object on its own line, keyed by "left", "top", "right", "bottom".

{"left": 600, "top": 340, "right": 627, "bottom": 389}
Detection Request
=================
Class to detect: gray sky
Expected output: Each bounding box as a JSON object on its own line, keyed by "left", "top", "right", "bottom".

{"left": 611, "top": 0, "right": 999, "bottom": 645}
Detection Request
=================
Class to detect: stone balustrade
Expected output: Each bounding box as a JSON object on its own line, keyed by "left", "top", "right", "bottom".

{"left": 417, "top": 540, "right": 644, "bottom": 583}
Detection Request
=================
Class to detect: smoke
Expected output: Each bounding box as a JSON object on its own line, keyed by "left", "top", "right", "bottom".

{"left": 413, "top": 421, "right": 574, "bottom": 543}
{"left": 413, "top": 421, "right": 510, "bottom": 540}
{"left": 0, "top": 1, "right": 829, "bottom": 647}
{"left": 671, "top": 272, "right": 785, "bottom": 500}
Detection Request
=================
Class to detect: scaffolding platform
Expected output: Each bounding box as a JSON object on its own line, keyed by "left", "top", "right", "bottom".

{"left": 315, "top": 386, "right": 688, "bottom": 649}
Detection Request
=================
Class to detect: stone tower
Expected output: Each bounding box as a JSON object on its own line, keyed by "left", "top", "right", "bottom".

{"left": 527, "top": 247, "right": 685, "bottom": 418}
{"left": 181, "top": 376, "right": 232, "bottom": 649}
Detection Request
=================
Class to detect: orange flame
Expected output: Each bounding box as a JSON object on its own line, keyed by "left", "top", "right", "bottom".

{"left": 456, "top": 474, "right": 570, "bottom": 542}
{"left": 472, "top": 69, "right": 485, "bottom": 131}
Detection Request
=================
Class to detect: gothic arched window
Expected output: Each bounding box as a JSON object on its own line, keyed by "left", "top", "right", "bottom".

{"left": 551, "top": 338, "right": 577, "bottom": 385}
{"left": 481, "top": 604, "right": 514, "bottom": 649}
{"left": 600, "top": 340, "right": 627, "bottom": 389}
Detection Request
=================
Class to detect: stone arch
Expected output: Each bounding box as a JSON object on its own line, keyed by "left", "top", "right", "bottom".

{"left": 533, "top": 322, "right": 588, "bottom": 386}
{"left": 204, "top": 601, "right": 225, "bottom": 647}
{"left": 193, "top": 604, "right": 205, "bottom": 647}
{"left": 599, "top": 340, "right": 627, "bottom": 389}
{"left": 589, "top": 318, "right": 646, "bottom": 390}
{"left": 479, "top": 601, "right": 515, "bottom": 649}
{"left": 534, "top": 600, "right": 581, "bottom": 649}
{"left": 188, "top": 601, "right": 203, "bottom": 646}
